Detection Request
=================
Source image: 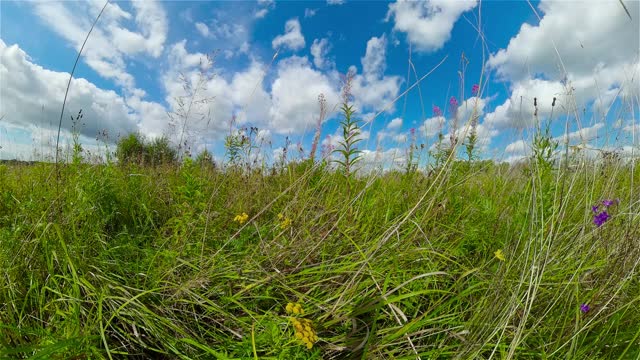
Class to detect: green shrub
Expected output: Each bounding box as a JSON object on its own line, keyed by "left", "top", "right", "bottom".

{"left": 116, "top": 133, "right": 177, "bottom": 166}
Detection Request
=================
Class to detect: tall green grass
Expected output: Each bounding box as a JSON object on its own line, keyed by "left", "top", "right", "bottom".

{"left": 1, "top": 150, "right": 638, "bottom": 358}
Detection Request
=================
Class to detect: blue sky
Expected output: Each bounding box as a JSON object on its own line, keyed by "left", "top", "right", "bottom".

{"left": 0, "top": 0, "right": 638, "bottom": 165}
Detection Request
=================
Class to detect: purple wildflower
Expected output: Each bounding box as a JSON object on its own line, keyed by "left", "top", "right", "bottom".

{"left": 580, "top": 303, "right": 590, "bottom": 313}
{"left": 449, "top": 97, "right": 459, "bottom": 119}
{"left": 433, "top": 105, "right": 442, "bottom": 117}
{"left": 591, "top": 205, "right": 599, "bottom": 213}
{"left": 449, "top": 96, "right": 459, "bottom": 110}
{"left": 593, "top": 211, "right": 610, "bottom": 227}
{"left": 471, "top": 84, "right": 479, "bottom": 96}
{"left": 602, "top": 199, "right": 618, "bottom": 207}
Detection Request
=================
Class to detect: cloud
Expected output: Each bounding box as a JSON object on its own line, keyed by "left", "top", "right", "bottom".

{"left": 419, "top": 116, "right": 445, "bottom": 138}
{"left": 191, "top": 7, "right": 253, "bottom": 58}
{"left": 304, "top": 8, "right": 318, "bottom": 18}
{"left": 483, "top": 78, "right": 573, "bottom": 130}
{"left": 623, "top": 123, "right": 640, "bottom": 135}
{"left": 484, "top": 0, "right": 639, "bottom": 131}
{"left": 269, "top": 56, "right": 340, "bottom": 134}
{"left": 255, "top": 9, "right": 269, "bottom": 18}
{"left": 393, "top": 134, "right": 408, "bottom": 143}
{"left": 0, "top": 40, "right": 138, "bottom": 142}
{"left": 163, "top": 42, "right": 272, "bottom": 142}
{"left": 504, "top": 123, "right": 606, "bottom": 159}
{"left": 487, "top": 0, "right": 639, "bottom": 82}
{"left": 361, "top": 35, "right": 387, "bottom": 82}
{"left": 321, "top": 129, "right": 371, "bottom": 160}
{"left": 162, "top": 43, "right": 343, "bottom": 139}
{"left": 167, "top": 40, "right": 208, "bottom": 70}
{"left": 254, "top": 0, "right": 275, "bottom": 19}
{"left": 387, "top": 117, "right": 403, "bottom": 130}
{"left": 206, "top": 20, "right": 247, "bottom": 42}
{"left": 505, "top": 139, "right": 528, "bottom": 154}
{"left": 272, "top": 18, "right": 306, "bottom": 51}
{"left": 457, "top": 96, "right": 487, "bottom": 124}
{"left": 30, "top": 0, "right": 168, "bottom": 90}
{"left": 419, "top": 95, "right": 494, "bottom": 151}
{"left": 126, "top": 94, "right": 170, "bottom": 139}
{"left": 360, "top": 147, "right": 406, "bottom": 172}
{"left": 0, "top": 121, "right": 107, "bottom": 161}
{"left": 129, "top": 0, "right": 168, "bottom": 57}
{"left": 386, "top": 0, "right": 477, "bottom": 52}
{"left": 350, "top": 35, "right": 402, "bottom": 115}
{"left": 327, "top": 0, "right": 345, "bottom": 5}
{"left": 555, "top": 123, "right": 604, "bottom": 144}
{"left": 195, "top": 22, "right": 210, "bottom": 37}
{"left": 310, "top": 38, "right": 332, "bottom": 69}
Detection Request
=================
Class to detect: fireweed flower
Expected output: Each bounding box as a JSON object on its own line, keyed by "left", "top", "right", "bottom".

{"left": 471, "top": 84, "right": 479, "bottom": 96}
{"left": 433, "top": 105, "right": 442, "bottom": 117}
{"left": 449, "top": 96, "right": 459, "bottom": 117}
{"left": 580, "top": 303, "right": 590, "bottom": 313}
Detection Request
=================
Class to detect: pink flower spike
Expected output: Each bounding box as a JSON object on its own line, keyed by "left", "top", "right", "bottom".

{"left": 433, "top": 105, "right": 442, "bottom": 117}
{"left": 449, "top": 97, "right": 459, "bottom": 117}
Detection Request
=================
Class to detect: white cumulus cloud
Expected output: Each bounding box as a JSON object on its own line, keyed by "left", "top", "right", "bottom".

{"left": 0, "top": 40, "right": 138, "bottom": 141}
{"left": 485, "top": 0, "right": 639, "bottom": 131}
{"left": 387, "top": 117, "right": 403, "bottom": 130}
{"left": 269, "top": 56, "right": 340, "bottom": 134}
{"left": 310, "top": 38, "right": 332, "bottom": 69}
{"left": 30, "top": 0, "right": 168, "bottom": 90}
{"left": 386, "top": 0, "right": 477, "bottom": 52}
{"left": 350, "top": 35, "right": 402, "bottom": 115}
{"left": 272, "top": 18, "right": 306, "bottom": 51}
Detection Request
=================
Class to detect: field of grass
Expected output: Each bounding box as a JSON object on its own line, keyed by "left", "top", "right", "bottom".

{"left": 1, "top": 146, "right": 639, "bottom": 358}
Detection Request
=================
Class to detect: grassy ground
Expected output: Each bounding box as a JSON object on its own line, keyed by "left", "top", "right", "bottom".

{"left": 0, "top": 156, "right": 639, "bottom": 359}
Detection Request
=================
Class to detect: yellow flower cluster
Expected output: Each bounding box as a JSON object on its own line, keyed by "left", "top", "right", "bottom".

{"left": 285, "top": 302, "right": 304, "bottom": 315}
{"left": 278, "top": 213, "right": 291, "bottom": 229}
{"left": 494, "top": 249, "right": 506, "bottom": 261}
{"left": 233, "top": 212, "right": 249, "bottom": 224}
{"left": 285, "top": 303, "right": 318, "bottom": 349}
{"left": 291, "top": 318, "right": 318, "bottom": 349}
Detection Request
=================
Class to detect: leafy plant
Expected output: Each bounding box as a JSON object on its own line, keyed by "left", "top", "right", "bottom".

{"left": 333, "top": 71, "right": 363, "bottom": 197}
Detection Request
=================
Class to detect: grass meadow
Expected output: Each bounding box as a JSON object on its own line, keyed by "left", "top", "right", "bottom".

{"left": 1, "top": 2, "right": 640, "bottom": 359}
{"left": 1, "top": 119, "right": 639, "bottom": 359}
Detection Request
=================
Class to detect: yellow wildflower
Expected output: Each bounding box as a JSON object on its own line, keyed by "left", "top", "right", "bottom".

{"left": 494, "top": 249, "right": 506, "bottom": 261}
{"left": 278, "top": 213, "right": 292, "bottom": 229}
{"left": 286, "top": 302, "right": 318, "bottom": 349}
{"left": 233, "top": 212, "right": 249, "bottom": 224}
{"left": 286, "top": 302, "right": 304, "bottom": 315}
